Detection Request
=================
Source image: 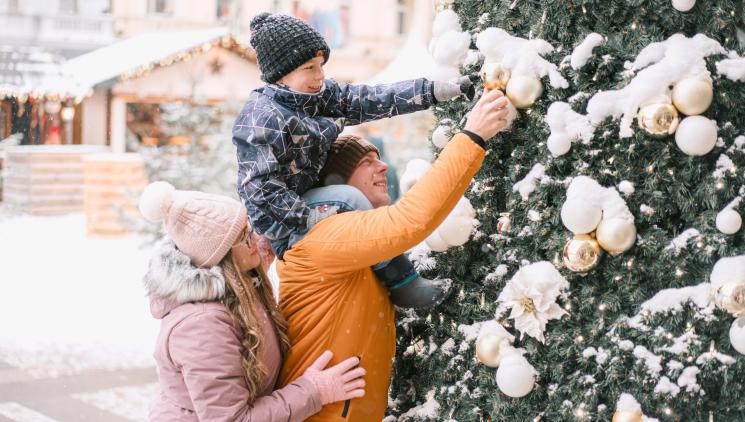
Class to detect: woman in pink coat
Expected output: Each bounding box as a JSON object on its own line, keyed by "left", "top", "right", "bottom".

{"left": 138, "top": 181, "right": 366, "bottom": 421}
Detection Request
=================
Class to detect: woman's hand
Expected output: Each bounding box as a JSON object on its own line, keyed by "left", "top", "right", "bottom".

{"left": 303, "top": 351, "right": 366, "bottom": 405}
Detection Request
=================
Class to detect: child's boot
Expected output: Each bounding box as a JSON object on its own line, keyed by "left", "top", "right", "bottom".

{"left": 373, "top": 254, "right": 453, "bottom": 309}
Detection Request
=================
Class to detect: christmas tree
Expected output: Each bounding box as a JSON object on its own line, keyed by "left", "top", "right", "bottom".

{"left": 389, "top": 1, "right": 745, "bottom": 421}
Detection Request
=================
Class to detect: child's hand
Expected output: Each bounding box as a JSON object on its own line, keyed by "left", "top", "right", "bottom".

{"left": 433, "top": 75, "right": 476, "bottom": 102}
{"left": 303, "top": 351, "right": 366, "bottom": 405}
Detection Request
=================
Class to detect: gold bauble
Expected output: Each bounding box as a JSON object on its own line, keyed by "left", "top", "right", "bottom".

{"left": 562, "top": 234, "right": 601, "bottom": 273}
{"left": 506, "top": 75, "right": 543, "bottom": 108}
{"left": 475, "top": 333, "right": 505, "bottom": 368}
{"left": 612, "top": 409, "right": 644, "bottom": 422}
{"left": 636, "top": 103, "right": 680, "bottom": 136}
{"left": 672, "top": 78, "right": 713, "bottom": 116}
{"left": 720, "top": 283, "right": 745, "bottom": 317}
{"left": 480, "top": 61, "right": 511, "bottom": 92}
{"left": 596, "top": 218, "right": 637, "bottom": 255}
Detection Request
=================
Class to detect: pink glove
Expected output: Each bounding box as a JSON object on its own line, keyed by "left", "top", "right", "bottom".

{"left": 303, "top": 351, "right": 366, "bottom": 405}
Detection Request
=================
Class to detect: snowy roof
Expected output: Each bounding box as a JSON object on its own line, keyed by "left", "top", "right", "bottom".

{"left": 58, "top": 27, "right": 254, "bottom": 99}
{"left": 0, "top": 45, "right": 70, "bottom": 99}
{"left": 1, "top": 28, "right": 256, "bottom": 101}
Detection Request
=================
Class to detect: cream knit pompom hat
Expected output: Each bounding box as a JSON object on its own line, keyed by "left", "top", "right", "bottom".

{"left": 139, "top": 181, "right": 248, "bottom": 268}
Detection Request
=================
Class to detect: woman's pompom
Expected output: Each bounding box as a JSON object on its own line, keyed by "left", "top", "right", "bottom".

{"left": 139, "top": 181, "right": 175, "bottom": 222}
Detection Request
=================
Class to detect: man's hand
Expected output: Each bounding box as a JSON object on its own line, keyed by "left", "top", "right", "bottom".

{"left": 463, "top": 89, "right": 512, "bottom": 141}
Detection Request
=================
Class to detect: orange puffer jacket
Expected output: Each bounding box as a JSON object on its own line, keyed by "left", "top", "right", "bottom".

{"left": 276, "top": 133, "right": 485, "bottom": 421}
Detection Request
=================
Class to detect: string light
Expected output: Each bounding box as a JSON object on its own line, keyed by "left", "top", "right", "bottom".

{"left": 676, "top": 268, "right": 684, "bottom": 277}
{"left": 631, "top": 22, "right": 638, "bottom": 30}
{"left": 599, "top": 303, "right": 607, "bottom": 311}
{"left": 575, "top": 335, "right": 585, "bottom": 343}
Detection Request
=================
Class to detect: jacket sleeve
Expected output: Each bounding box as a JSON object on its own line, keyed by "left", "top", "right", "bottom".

{"left": 326, "top": 78, "right": 434, "bottom": 125}
{"left": 291, "top": 133, "right": 485, "bottom": 279}
{"left": 170, "top": 310, "right": 322, "bottom": 422}
{"left": 234, "top": 109, "right": 310, "bottom": 240}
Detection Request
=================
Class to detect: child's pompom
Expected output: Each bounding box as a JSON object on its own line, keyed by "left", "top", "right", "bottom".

{"left": 139, "top": 181, "right": 175, "bottom": 222}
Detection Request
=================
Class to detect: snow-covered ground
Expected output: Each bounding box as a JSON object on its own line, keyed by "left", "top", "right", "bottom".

{"left": 0, "top": 211, "right": 158, "bottom": 378}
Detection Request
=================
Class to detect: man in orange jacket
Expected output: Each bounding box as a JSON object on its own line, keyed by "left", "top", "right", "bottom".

{"left": 276, "top": 89, "right": 512, "bottom": 421}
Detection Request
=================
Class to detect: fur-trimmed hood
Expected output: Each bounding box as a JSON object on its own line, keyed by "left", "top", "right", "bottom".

{"left": 143, "top": 239, "right": 227, "bottom": 317}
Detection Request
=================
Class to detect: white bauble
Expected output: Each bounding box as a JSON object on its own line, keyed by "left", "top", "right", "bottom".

{"left": 425, "top": 229, "right": 449, "bottom": 252}
{"left": 432, "top": 30, "right": 471, "bottom": 66}
{"left": 438, "top": 215, "right": 474, "bottom": 247}
{"left": 496, "top": 350, "right": 535, "bottom": 397}
{"left": 432, "top": 125, "right": 451, "bottom": 149}
{"left": 506, "top": 76, "right": 543, "bottom": 108}
{"left": 399, "top": 159, "right": 432, "bottom": 194}
{"left": 675, "top": 116, "right": 717, "bottom": 156}
{"left": 672, "top": 78, "right": 712, "bottom": 115}
{"left": 596, "top": 218, "right": 637, "bottom": 255}
{"left": 453, "top": 196, "right": 476, "bottom": 219}
{"left": 561, "top": 199, "right": 602, "bottom": 234}
{"left": 547, "top": 133, "right": 572, "bottom": 157}
{"left": 716, "top": 209, "right": 742, "bottom": 234}
{"left": 671, "top": 0, "right": 696, "bottom": 12}
{"left": 729, "top": 317, "right": 745, "bottom": 354}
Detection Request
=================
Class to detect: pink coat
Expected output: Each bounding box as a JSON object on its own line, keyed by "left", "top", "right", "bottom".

{"left": 144, "top": 240, "right": 321, "bottom": 421}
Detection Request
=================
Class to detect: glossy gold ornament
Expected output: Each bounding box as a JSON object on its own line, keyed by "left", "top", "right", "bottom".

{"left": 719, "top": 283, "right": 745, "bottom": 317}
{"left": 596, "top": 218, "right": 637, "bottom": 255}
{"left": 506, "top": 75, "right": 543, "bottom": 108}
{"left": 672, "top": 78, "right": 713, "bottom": 115}
{"left": 480, "top": 61, "right": 511, "bottom": 91}
{"left": 562, "top": 234, "right": 601, "bottom": 273}
{"left": 612, "top": 409, "right": 644, "bottom": 422}
{"left": 636, "top": 103, "right": 680, "bottom": 136}
{"left": 475, "top": 333, "right": 506, "bottom": 368}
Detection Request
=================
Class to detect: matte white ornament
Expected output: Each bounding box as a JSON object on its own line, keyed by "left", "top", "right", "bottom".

{"left": 729, "top": 317, "right": 745, "bottom": 354}
{"left": 675, "top": 116, "right": 717, "bottom": 156}
{"left": 672, "top": 78, "right": 712, "bottom": 115}
{"left": 671, "top": 0, "right": 696, "bottom": 12}
{"left": 506, "top": 75, "right": 543, "bottom": 108}
{"left": 425, "top": 229, "right": 449, "bottom": 252}
{"left": 399, "top": 159, "right": 432, "bottom": 194}
{"left": 561, "top": 199, "right": 602, "bottom": 234}
{"left": 547, "top": 133, "right": 572, "bottom": 157}
{"left": 496, "top": 348, "right": 535, "bottom": 397}
{"left": 432, "top": 125, "right": 451, "bottom": 148}
{"left": 717, "top": 209, "right": 742, "bottom": 234}
{"left": 596, "top": 218, "right": 637, "bottom": 255}
{"left": 438, "top": 215, "right": 474, "bottom": 246}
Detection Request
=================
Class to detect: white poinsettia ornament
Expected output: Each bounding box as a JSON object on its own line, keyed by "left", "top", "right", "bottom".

{"left": 497, "top": 261, "right": 570, "bottom": 343}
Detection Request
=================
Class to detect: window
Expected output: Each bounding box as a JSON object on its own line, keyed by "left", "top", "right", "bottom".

{"left": 6, "top": 0, "right": 19, "bottom": 14}
{"left": 396, "top": 0, "right": 407, "bottom": 35}
{"left": 148, "top": 0, "right": 168, "bottom": 14}
{"left": 216, "top": 0, "right": 231, "bottom": 21}
{"left": 59, "top": 0, "right": 77, "bottom": 13}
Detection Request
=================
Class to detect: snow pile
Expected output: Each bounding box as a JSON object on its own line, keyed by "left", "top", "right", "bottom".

{"left": 0, "top": 213, "right": 158, "bottom": 377}
{"left": 716, "top": 54, "right": 745, "bottom": 82}
{"left": 665, "top": 228, "right": 701, "bottom": 252}
{"left": 587, "top": 34, "right": 725, "bottom": 137}
{"left": 513, "top": 163, "right": 546, "bottom": 200}
{"left": 476, "top": 28, "right": 569, "bottom": 89}
{"left": 571, "top": 33, "right": 605, "bottom": 70}
{"left": 545, "top": 102, "right": 595, "bottom": 156}
{"left": 638, "top": 283, "right": 714, "bottom": 316}
{"left": 429, "top": 9, "right": 470, "bottom": 80}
